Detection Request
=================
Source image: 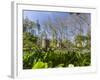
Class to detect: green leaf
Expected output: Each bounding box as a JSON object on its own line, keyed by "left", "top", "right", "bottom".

{"left": 32, "top": 61, "right": 48, "bottom": 69}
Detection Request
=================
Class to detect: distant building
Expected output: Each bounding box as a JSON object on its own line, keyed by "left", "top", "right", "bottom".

{"left": 27, "top": 20, "right": 41, "bottom": 36}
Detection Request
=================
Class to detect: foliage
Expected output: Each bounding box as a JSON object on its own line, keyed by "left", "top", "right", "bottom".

{"left": 32, "top": 60, "right": 48, "bottom": 69}
{"left": 23, "top": 32, "right": 38, "bottom": 51}
{"left": 23, "top": 15, "right": 91, "bottom": 69}
{"left": 23, "top": 47, "right": 91, "bottom": 69}
{"left": 23, "top": 17, "right": 36, "bottom": 32}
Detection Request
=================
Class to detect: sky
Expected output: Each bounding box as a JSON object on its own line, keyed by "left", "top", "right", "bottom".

{"left": 23, "top": 10, "right": 91, "bottom": 41}
{"left": 23, "top": 10, "right": 70, "bottom": 25}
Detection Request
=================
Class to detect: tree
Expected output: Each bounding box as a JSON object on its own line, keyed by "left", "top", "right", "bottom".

{"left": 23, "top": 32, "right": 38, "bottom": 52}
{"left": 43, "top": 17, "right": 58, "bottom": 48}
{"left": 69, "top": 13, "right": 90, "bottom": 35}
{"left": 23, "top": 17, "right": 36, "bottom": 32}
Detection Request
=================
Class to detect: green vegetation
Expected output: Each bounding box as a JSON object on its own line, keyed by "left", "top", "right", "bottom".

{"left": 23, "top": 12, "right": 91, "bottom": 69}
{"left": 23, "top": 32, "right": 91, "bottom": 69}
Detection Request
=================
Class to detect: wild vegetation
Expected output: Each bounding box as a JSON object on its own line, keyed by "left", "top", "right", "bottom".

{"left": 23, "top": 12, "right": 91, "bottom": 69}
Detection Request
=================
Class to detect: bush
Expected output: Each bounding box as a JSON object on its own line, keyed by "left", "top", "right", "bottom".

{"left": 23, "top": 47, "right": 91, "bottom": 69}
{"left": 32, "top": 61, "right": 48, "bottom": 69}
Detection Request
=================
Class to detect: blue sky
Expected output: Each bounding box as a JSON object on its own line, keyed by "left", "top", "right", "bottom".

{"left": 23, "top": 10, "right": 70, "bottom": 25}
{"left": 23, "top": 10, "right": 91, "bottom": 40}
